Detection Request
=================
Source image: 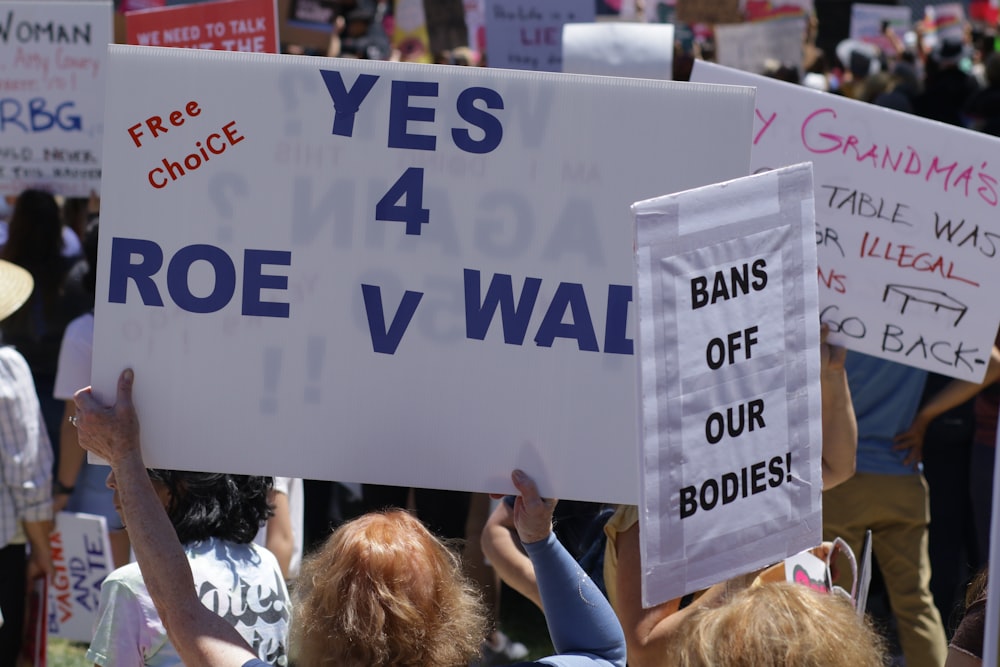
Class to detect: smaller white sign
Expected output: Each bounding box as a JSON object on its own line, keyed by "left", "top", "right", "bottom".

{"left": 484, "top": 0, "right": 595, "bottom": 71}
{"left": 714, "top": 17, "right": 806, "bottom": 75}
{"left": 562, "top": 22, "right": 673, "bottom": 80}
{"left": 47, "top": 512, "right": 114, "bottom": 642}
{"left": 633, "top": 163, "right": 823, "bottom": 606}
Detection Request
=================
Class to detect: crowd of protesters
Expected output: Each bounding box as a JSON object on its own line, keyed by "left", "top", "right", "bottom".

{"left": 2, "top": 1, "right": 1000, "bottom": 665}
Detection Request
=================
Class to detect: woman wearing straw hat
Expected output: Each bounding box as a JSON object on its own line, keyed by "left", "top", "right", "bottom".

{"left": 0, "top": 259, "right": 54, "bottom": 663}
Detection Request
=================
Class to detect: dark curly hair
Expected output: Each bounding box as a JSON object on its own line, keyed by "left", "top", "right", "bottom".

{"left": 146, "top": 471, "right": 274, "bottom": 544}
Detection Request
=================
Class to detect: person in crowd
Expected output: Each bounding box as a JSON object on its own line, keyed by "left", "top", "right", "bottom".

{"left": 965, "top": 51, "right": 1000, "bottom": 136}
{"left": 85, "top": 465, "right": 291, "bottom": 666}
{"left": 824, "top": 344, "right": 1000, "bottom": 667}
{"left": 662, "top": 581, "right": 887, "bottom": 666}
{"left": 0, "top": 189, "right": 88, "bottom": 464}
{"left": 0, "top": 259, "right": 53, "bottom": 664}
{"left": 52, "top": 221, "right": 132, "bottom": 568}
{"left": 254, "top": 476, "right": 304, "bottom": 580}
{"left": 483, "top": 324, "right": 857, "bottom": 667}
{"left": 946, "top": 569, "right": 988, "bottom": 667}
{"left": 915, "top": 37, "right": 980, "bottom": 126}
{"left": 73, "top": 368, "right": 627, "bottom": 667}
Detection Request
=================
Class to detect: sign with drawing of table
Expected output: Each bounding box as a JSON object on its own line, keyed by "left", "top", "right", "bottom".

{"left": 692, "top": 61, "right": 1000, "bottom": 382}
{"left": 0, "top": 1, "right": 111, "bottom": 196}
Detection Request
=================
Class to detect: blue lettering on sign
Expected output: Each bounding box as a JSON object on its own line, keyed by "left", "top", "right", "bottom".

{"left": 107, "top": 237, "right": 291, "bottom": 318}
{"left": 361, "top": 284, "right": 423, "bottom": 354}
{"left": 462, "top": 269, "right": 633, "bottom": 355}
{"left": 318, "top": 70, "right": 379, "bottom": 137}
{"left": 315, "top": 69, "right": 505, "bottom": 155}
{"left": 464, "top": 269, "right": 540, "bottom": 345}
{"left": 388, "top": 80, "right": 438, "bottom": 151}
{"left": 0, "top": 98, "right": 81, "bottom": 132}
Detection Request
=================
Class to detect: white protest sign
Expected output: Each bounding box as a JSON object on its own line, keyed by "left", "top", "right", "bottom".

{"left": 692, "top": 61, "right": 1000, "bottom": 382}
{"left": 0, "top": 1, "right": 111, "bottom": 196}
{"left": 849, "top": 3, "right": 911, "bottom": 54}
{"left": 484, "top": 0, "right": 595, "bottom": 71}
{"left": 714, "top": 17, "right": 806, "bottom": 74}
{"left": 47, "top": 512, "right": 113, "bottom": 642}
{"left": 93, "top": 46, "right": 755, "bottom": 504}
{"left": 633, "top": 163, "right": 822, "bottom": 605}
{"left": 562, "top": 22, "right": 673, "bottom": 80}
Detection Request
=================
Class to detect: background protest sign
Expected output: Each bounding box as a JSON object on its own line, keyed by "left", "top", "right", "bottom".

{"left": 849, "top": 3, "right": 911, "bottom": 54}
{"left": 633, "top": 163, "right": 822, "bottom": 604}
{"left": 47, "top": 512, "right": 113, "bottom": 642}
{"left": 92, "top": 46, "right": 755, "bottom": 504}
{"left": 714, "top": 17, "right": 806, "bottom": 74}
{"left": 0, "top": 1, "right": 110, "bottom": 196}
{"left": 125, "top": 0, "right": 279, "bottom": 53}
{"left": 692, "top": 61, "right": 1000, "bottom": 383}
{"left": 484, "top": 0, "right": 594, "bottom": 71}
{"left": 562, "top": 22, "right": 673, "bottom": 80}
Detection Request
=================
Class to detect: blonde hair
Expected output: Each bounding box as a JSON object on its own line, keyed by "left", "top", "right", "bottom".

{"left": 665, "top": 582, "right": 887, "bottom": 667}
{"left": 291, "top": 510, "right": 488, "bottom": 666}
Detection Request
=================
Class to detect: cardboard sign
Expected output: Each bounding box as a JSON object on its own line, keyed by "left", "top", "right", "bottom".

{"left": 633, "top": 163, "right": 822, "bottom": 604}
{"left": 47, "top": 512, "right": 114, "bottom": 642}
{"left": 849, "top": 4, "right": 911, "bottom": 54}
{"left": 484, "top": 0, "right": 594, "bottom": 71}
{"left": 0, "top": 1, "right": 111, "bottom": 196}
{"left": 126, "top": 0, "right": 279, "bottom": 53}
{"left": 562, "top": 22, "right": 673, "bottom": 80}
{"left": 279, "top": 0, "right": 334, "bottom": 52}
{"left": 714, "top": 17, "right": 806, "bottom": 74}
{"left": 692, "top": 61, "right": 1000, "bottom": 383}
{"left": 675, "top": 0, "right": 741, "bottom": 25}
{"left": 92, "top": 46, "right": 755, "bottom": 504}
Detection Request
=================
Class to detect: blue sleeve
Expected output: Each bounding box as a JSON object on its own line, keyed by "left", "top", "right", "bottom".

{"left": 242, "top": 660, "right": 270, "bottom": 667}
{"left": 521, "top": 533, "right": 626, "bottom": 667}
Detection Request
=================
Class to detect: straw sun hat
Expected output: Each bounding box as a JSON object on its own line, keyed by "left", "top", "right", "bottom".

{"left": 0, "top": 259, "right": 33, "bottom": 324}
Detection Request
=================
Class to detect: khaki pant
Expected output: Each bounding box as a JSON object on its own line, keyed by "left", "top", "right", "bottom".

{"left": 823, "top": 472, "right": 946, "bottom": 667}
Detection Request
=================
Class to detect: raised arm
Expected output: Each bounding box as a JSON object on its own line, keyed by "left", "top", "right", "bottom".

{"left": 74, "top": 370, "right": 259, "bottom": 667}
{"left": 820, "top": 326, "right": 857, "bottom": 489}
{"left": 511, "top": 470, "right": 626, "bottom": 667}
{"left": 481, "top": 497, "right": 543, "bottom": 608}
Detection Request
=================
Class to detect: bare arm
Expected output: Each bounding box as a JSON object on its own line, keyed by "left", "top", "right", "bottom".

{"left": 264, "top": 488, "right": 294, "bottom": 579}
{"left": 613, "top": 522, "right": 750, "bottom": 667}
{"left": 75, "top": 370, "right": 256, "bottom": 667}
{"left": 820, "top": 329, "right": 856, "bottom": 490}
{"left": 54, "top": 400, "right": 86, "bottom": 512}
{"left": 894, "top": 345, "right": 1000, "bottom": 468}
{"left": 480, "top": 499, "right": 542, "bottom": 608}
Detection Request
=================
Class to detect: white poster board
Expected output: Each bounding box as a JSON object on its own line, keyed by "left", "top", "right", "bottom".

{"left": 484, "top": 0, "right": 595, "bottom": 71}
{"left": 562, "top": 22, "right": 673, "bottom": 80}
{"left": 714, "top": 17, "right": 806, "bottom": 74}
{"left": 633, "top": 163, "right": 822, "bottom": 604}
{"left": 692, "top": 61, "right": 1000, "bottom": 382}
{"left": 849, "top": 3, "right": 911, "bottom": 54}
{"left": 0, "top": 1, "right": 111, "bottom": 196}
{"left": 47, "top": 512, "right": 113, "bottom": 642}
{"left": 93, "top": 46, "right": 756, "bottom": 504}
